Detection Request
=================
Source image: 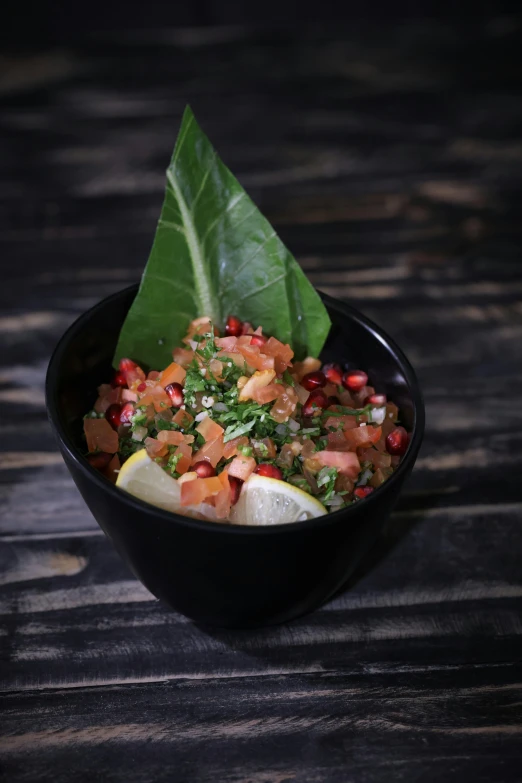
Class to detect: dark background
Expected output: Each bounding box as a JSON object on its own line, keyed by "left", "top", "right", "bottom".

{"left": 1, "top": 4, "right": 522, "bottom": 782}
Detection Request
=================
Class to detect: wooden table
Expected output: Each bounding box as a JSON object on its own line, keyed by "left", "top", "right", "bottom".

{"left": 1, "top": 19, "right": 522, "bottom": 782}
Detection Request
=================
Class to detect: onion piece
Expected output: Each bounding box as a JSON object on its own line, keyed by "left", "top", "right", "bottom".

{"left": 357, "top": 468, "right": 373, "bottom": 486}
{"left": 131, "top": 425, "right": 148, "bottom": 442}
{"left": 369, "top": 406, "right": 386, "bottom": 425}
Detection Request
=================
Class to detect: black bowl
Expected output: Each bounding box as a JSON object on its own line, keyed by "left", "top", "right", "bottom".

{"left": 46, "top": 285, "right": 424, "bottom": 628}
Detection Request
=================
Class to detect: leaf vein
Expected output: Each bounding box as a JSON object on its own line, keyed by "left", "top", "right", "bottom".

{"left": 219, "top": 230, "right": 277, "bottom": 294}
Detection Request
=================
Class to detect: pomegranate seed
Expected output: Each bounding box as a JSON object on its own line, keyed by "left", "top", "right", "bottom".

{"left": 255, "top": 463, "right": 283, "bottom": 481}
{"left": 328, "top": 395, "right": 340, "bottom": 407}
{"left": 111, "top": 371, "right": 127, "bottom": 388}
{"left": 301, "top": 371, "right": 326, "bottom": 391}
{"left": 225, "top": 315, "right": 243, "bottom": 337}
{"left": 229, "top": 476, "right": 243, "bottom": 506}
{"left": 302, "top": 389, "right": 328, "bottom": 417}
{"left": 119, "top": 358, "right": 138, "bottom": 373}
{"left": 120, "top": 402, "right": 135, "bottom": 424}
{"left": 386, "top": 426, "right": 409, "bottom": 456}
{"left": 365, "top": 393, "right": 387, "bottom": 406}
{"left": 105, "top": 403, "right": 122, "bottom": 429}
{"left": 250, "top": 333, "right": 268, "bottom": 347}
{"left": 354, "top": 486, "right": 374, "bottom": 499}
{"left": 342, "top": 370, "right": 368, "bottom": 392}
{"left": 165, "top": 382, "right": 184, "bottom": 407}
{"left": 322, "top": 363, "right": 343, "bottom": 386}
{"left": 137, "top": 382, "right": 147, "bottom": 393}
{"left": 193, "top": 460, "right": 216, "bottom": 478}
{"left": 86, "top": 452, "right": 113, "bottom": 471}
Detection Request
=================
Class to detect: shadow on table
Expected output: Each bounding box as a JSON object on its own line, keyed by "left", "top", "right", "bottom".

{"left": 195, "top": 487, "right": 450, "bottom": 653}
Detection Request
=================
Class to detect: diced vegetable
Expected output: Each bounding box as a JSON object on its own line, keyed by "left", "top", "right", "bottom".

{"left": 84, "top": 418, "right": 119, "bottom": 454}
{"left": 315, "top": 450, "right": 360, "bottom": 478}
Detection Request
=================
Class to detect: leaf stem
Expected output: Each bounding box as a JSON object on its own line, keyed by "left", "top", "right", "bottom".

{"left": 166, "top": 169, "right": 219, "bottom": 323}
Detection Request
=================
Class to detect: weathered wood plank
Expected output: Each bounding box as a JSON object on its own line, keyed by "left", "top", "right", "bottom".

{"left": 1, "top": 668, "right": 521, "bottom": 782}
{"left": 1, "top": 501, "right": 521, "bottom": 692}
{"left": 1, "top": 15, "right": 522, "bottom": 781}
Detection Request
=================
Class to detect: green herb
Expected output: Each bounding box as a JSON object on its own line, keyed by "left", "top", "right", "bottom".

{"left": 166, "top": 451, "right": 183, "bottom": 475}
{"left": 283, "top": 370, "right": 295, "bottom": 387}
{"left": 253, "top": 441, "right": 269, "bottom": 457}
{"left": 316, "top": 466, "right": 338, "bottom": 502}
{"left": 223, "top": 419, "right": 256, "bottom": 442}
{"left": 288, "top": 474, "right": 312, "bottom": 493}
{"left": 155, "top": 418, "right": 181, "bottom": 432}
{"left": 314, "top": 437, "right": 328, "bottom": 452}
{"left": 113, "top": 106, "right": 331, "bottom": 369}
{"left": 237, "top": 444, "right": 253, "bottom": 457}
{"left": 301, "top": 427, "right": 320, "bottom": 436}
{"left": 118, "top": 439, "right": 145, "bottom": 459}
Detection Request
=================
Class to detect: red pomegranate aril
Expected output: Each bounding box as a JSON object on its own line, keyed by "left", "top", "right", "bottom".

{"left": 366, "top": 393, "right": 387, "bottom": 406}
{"left": 105, "top": 403, "right": 122, "bottom": 429}
{"left": 165, "top": 382, "right": 184, "bottom": 407}
{"left": 119, "top": 402, "right": 135, "bottom": 424}
{"left": 323, "top": 363, "right": 343, "bottom": 386}
{"left": 229, "top": 476, "right": 243, "bottom": 506}
{"left": 342, "top": 370, "right": 368, "bottom": 392}
{"left": 111, "top": 371, "right": 127, "bottom": 388}
{"left": 354, "top": 486, "right": 374, "bottom": 499}
{"left": 225, "top": 315, "right": 243, "bottom": 337}
{"left": 118, "top": 358, "right": 138, "bottom": 373}
{"left": 193, "top": 460, "right": 217, "bottom": 478}
{"left": 250, "top": 333, "right": 268, "bottom": 347}
{"left": 386, "top": 426, "right": 409, "bottom": 456}
{"left": 255, "top": 463, "right": 283, "bottom": 481}
{"left": 137, "top": 382, "right": 147, "bottom": 393}
{"left": 87, "top": 452, "right": 113, "bottom": 471}
{"left": 301, "top": 371, "right": 326, "bottom": 391}
{"left": 302, "top": 389, "right": 328, "bottom": 417}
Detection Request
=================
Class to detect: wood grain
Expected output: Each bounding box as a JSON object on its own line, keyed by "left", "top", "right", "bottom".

{"left": 1, "top": 15, "right": 522, "bottom": 783}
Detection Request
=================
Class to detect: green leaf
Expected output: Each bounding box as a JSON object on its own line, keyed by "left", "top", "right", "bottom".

{"left": 113, "top": 106, "right": 331, "bottom": 369}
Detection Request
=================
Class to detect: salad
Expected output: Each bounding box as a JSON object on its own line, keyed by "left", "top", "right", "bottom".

{"left": 81, "top": 106, "right": 409, "bottom": 524}
{"left": 84, "top": 314, "right": 408, "bottom": 523}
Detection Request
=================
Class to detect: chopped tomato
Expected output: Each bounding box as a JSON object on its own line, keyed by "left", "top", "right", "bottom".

{"left": 181, "top": 476, "right": 223, "bottom": 506}
{"left": 214, "top": 470, "right": 231, "bottom": 519}
{"left": 172, "top": 409, "right": 194, "bottom": 429}
{"left": 239, "top": 370, "right": 277, "bottom": 402}
{"left": 196, "top": 415, "right": 224, "bottom": 441}
{"left": 172, "top": 347, "right": 195, "bottom": 368}
{"left": 84, "top": 418, "right": 119, "bottom": 454}
{"left": 315, "top": 450, "right": 360, "bottom": 478}
{"left": 156, "top": 430, "right": 185, "bottom": 446}
{"left": 159, "top": 362, "right": 186, "bottom": 388}
{"left": 191, "top": 437, "right": 224, "bottom": 468}
{"left": 227, "top": 455, "right": 256, "bottom": 481}
{"left": 145, "top": 437, "right": 169, "bottom": 459}
{"left": 222, "top": 436, "right": 249, "bottom": 460}
{"left": 344, "top": 425, "right": 382, "bottom": 449}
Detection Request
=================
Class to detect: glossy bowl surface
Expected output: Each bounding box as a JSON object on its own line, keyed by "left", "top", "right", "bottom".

{"left": 46, "top": 285, "right": 424, "bottom": 627}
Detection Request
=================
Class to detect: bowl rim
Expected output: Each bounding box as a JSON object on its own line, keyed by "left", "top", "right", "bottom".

{"left": 46, "top": 284, "right": 425, "bottom": 536}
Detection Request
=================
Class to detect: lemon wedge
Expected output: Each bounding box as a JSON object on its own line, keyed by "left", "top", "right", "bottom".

{"left": 117, "top": 451, "right": 326, "bottom": 525}
{"left": 116, "top": 449, "right": 218, "bottom": 520}
{"left": 116, "top": 448, "right": 181, "bottom": 511}
{"left": 229, "top": 474, "right": 327, "bottom": 526}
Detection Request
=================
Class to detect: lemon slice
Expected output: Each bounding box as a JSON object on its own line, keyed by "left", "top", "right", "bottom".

{"left": 116, "top": 449, "right": 218, "bottom": 520}
{"left": 116, "top": 448, "right": 181, "bottom": 511}
{"left": 229, "top": 474, "right": 327, "bottom": 526}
